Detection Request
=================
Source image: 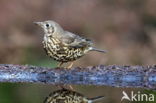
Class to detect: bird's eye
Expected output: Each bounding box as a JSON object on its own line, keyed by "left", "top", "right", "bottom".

{"left": 46, "top": 23, "right": 50, "bottom": 27}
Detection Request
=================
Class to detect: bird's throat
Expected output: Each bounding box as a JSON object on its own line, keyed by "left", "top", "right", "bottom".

{"left": 44, "top": 35, "right": 52, "bottom": 43}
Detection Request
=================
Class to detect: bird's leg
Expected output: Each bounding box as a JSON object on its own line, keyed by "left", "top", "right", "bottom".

{"left": 67, "top": 62, "right": 74, "bottom": 69}
{"left": 68, "top": 85, "right": 74, "bottom": 90}
{"left": 65, "top": 85, "right": 74, "bottom": 91}
{"left": 57, "top": 85, "right": 74, "bottom": 91}
{"left": 57, "top": 85, "right": 65, "bottom": 89}
{"left": 57, "top": 62, "right": 63, "bottom": 67}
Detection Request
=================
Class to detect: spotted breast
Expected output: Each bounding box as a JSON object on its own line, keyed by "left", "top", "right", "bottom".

{"left": 42, "top": 36, "right": 87, "bottom": 62}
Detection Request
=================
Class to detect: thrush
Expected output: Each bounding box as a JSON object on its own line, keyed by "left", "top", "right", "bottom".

{"left": 44, "top": 89, "right": 104, "bottom": 103}
{"left": 34, "top": 20, "right": 107, "bottom": 68}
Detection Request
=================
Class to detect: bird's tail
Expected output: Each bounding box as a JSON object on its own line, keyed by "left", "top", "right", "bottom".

{"left": 89, "top": 47, "right": 107, "bottom": 53}
{"left": 89, "top": 96, "right": 105, "bottom": 103}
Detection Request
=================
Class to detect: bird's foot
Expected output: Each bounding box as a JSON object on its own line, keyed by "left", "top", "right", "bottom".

{"left": 58, "top": 85, "right": 74, "bottom": 91}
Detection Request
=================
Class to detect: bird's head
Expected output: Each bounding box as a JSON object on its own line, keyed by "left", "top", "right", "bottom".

{"left": 34, "top": 20, "right": 63, "bottom": 37}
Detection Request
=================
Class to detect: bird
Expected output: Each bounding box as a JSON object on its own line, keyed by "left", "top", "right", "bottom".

{"left": 44, "top": 88, "right": 104, "bottom": 103}
{"left": 34, "top": 20, "right": 107, "bottom": 68}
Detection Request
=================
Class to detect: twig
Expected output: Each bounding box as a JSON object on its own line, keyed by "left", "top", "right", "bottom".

{"left": 0, "top": 64, "right": 155, "bottom": 90}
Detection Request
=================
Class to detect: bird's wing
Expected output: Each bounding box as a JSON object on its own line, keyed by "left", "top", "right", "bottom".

{"left": 61, "top": 31, "right": 93, "bottom": 48}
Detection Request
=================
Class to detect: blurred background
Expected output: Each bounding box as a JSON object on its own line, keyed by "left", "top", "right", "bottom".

{"left": 0, "top": 0, "right": 156, "bottom": 103}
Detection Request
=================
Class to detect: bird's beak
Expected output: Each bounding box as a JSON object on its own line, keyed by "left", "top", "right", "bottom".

{"left": 34, "top": 22, "right": 42, "bottom": 26}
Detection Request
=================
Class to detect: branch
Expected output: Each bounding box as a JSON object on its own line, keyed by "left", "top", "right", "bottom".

{"left": 0, "top": 64, "right": 155, "bottom": 90}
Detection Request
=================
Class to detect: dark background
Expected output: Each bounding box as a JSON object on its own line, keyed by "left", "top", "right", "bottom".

{"left": 0, "top": 0, "right": 156, "bottom": 103}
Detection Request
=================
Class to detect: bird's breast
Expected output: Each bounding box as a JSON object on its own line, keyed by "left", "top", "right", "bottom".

{"left": 43, "top": 37, "right": 87, "bottom": 62}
